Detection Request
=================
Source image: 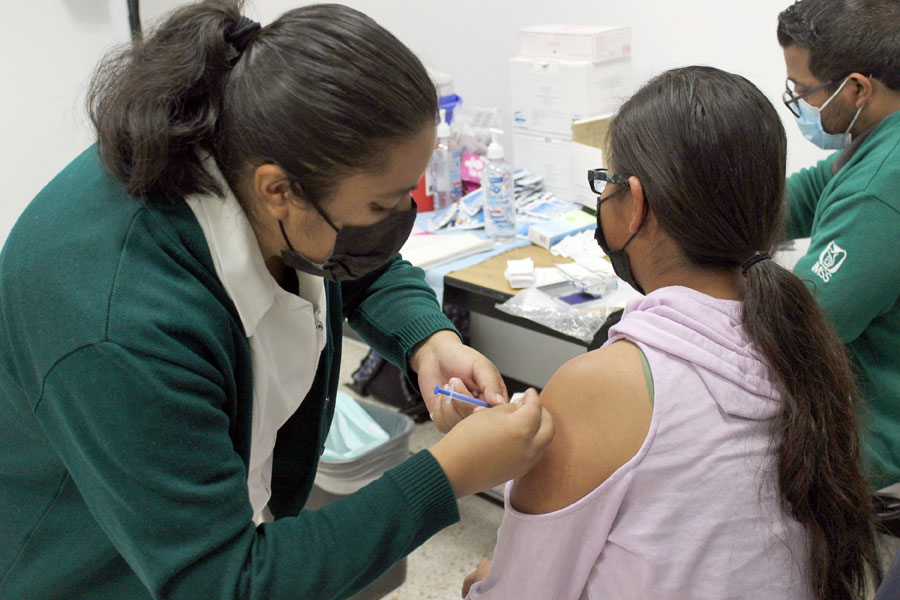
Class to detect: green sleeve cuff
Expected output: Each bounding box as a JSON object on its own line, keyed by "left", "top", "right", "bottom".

{"left": 396, "top": 314, "right": 459, "bottom": 379}
{"left": 385, "top": 449, "right": 459, "bottom": 530}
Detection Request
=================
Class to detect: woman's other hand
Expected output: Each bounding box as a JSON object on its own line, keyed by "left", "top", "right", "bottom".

{"left": 428, "top": 389, "right": 553, "bottom": 498}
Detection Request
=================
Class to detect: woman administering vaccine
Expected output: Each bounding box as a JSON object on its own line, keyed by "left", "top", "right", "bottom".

{"left": 0, "top": 2, "right": 553, "bottom": 598}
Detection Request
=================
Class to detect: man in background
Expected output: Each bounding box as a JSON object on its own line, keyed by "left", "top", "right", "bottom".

{"left": 777, "top": 0, "right": 900, "bottom": 491}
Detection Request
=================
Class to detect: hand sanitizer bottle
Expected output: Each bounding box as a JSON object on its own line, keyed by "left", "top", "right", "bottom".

{"left": 430, "top": 109, "right": 462, "bottom": 210}
{"left": 481, "top": 128, "right": 515, "bottom": 240}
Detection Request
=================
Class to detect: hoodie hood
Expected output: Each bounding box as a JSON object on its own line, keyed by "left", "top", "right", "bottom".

{"left": 606, "top": 286, "right": 782, "bottom": 420}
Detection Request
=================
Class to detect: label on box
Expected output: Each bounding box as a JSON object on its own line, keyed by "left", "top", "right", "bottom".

{"left": 519, "top": 25, "right": 631, "bottom": 62}
{"left": 510, "top": 57, "right": 631, "bottom": 139}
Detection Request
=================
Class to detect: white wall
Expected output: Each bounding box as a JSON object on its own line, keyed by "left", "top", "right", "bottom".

{"left": 0, "top": 0, "right": 829, "bottom": 243}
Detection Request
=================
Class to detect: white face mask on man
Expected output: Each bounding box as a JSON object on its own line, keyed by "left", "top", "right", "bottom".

{"left": 794, "top": 77, "right": 866, "bottom": 150}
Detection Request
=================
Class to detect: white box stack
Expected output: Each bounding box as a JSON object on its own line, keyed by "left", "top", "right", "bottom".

{"left": 510, "top": 57, "right": 630, "bottom": 140}
{"left": 510, "top": 25, "right": 630, "bottom": 207}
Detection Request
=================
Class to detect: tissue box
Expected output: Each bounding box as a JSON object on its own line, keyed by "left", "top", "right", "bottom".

{"left": 510, "top": 56, "right": 631, "bottom": 139}
{"left": 528, "top": 210, "right": 597, "bottom": 249}
{"left": 518, "top": 25, "right": 631, "bottom": 62}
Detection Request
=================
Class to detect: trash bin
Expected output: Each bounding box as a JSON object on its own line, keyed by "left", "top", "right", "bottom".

{"left": 306, "top": 396, "right": 416, "bottom": 600}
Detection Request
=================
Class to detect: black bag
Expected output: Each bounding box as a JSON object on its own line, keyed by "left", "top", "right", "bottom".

{"left": 349, "top": 350, "right": 430, "bottom": 423}
{"left": 588, "top": 308, "right": 625, "bottom": 351}
{"left": 349, "top": 306, "right": 471, "bottom": 423}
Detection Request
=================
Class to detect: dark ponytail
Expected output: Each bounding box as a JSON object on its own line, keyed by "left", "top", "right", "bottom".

{"left": 743, "top": 258, "right": 879, "bottom": 599}
{"left": 88, "top": 0, "right": 242, "bottom": 199}
{"left": 88, "top": 1, "right": 437, "bottom": 203}
{"left": 608, "top": 66, "right": 882, "bottom": 599}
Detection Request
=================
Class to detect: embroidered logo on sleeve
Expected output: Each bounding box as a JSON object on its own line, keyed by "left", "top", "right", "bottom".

{"left": 812, "top": 241, "right": 847, "bottom": 282}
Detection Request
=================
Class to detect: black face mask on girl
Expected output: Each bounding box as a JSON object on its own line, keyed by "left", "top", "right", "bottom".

{"left": 279, "top": 197, "right": 418, "bottom": 282}
{"left": 594, "top": 194, "right": 646, "bottom": 296}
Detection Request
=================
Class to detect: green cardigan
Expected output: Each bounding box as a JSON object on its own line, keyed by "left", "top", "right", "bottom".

{"left": 0, "top": 147, "right": 460, "bottom": 599}
{"left": 786, "top": 109, "right": 900, "bottom": 489}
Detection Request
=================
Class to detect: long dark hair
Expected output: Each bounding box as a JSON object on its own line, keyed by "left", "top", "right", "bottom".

{"left": 607, "top": 66, "right": 881, "bottom": 599}
{"left": 87, "top": 1, "right": 437, "bottom": 204}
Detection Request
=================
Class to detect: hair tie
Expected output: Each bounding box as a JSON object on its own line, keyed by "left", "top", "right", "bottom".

{"left": 741, "top": 251, "right": 771, "bottom": 275}
{"left": 225, "top": 16, "right": 261, "bottom": 54}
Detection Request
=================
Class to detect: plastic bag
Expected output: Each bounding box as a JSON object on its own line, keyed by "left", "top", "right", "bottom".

{"left": 495, "top": 286, "right": 613, "bottom": 343}
{"left": 451, "top": 104, "right": 501, "bottom": 156}
{"left": 321, "top": 392, "right": 390, "bottom": 461}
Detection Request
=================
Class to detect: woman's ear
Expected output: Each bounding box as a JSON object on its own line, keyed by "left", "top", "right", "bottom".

{"left": 252, "top": 164, "right": 297, "bottom": 221}
{"left": 627, "top": 175, "right": 647, "bottom": 234}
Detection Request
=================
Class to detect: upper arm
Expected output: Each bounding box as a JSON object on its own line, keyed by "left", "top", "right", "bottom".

{"left": 340, "top": 255, "right": 436, "bottom": 319}
{"left": 793, "top": 193, "right": 900, "bottom": 343}
{"left": 510, "top": 340, "right": 653, "bottom": 514}
{"left": 786, "top": 155, "right": 838, "bottom": 240}
{"left": 340, "top": 255, "right": 456, "bottom": 372}
{"left": 36, "top": 342, "right": 257, "bottom": 597}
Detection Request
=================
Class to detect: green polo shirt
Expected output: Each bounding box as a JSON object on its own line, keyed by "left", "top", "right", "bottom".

{"left": 786, "top": 109, "right": 900, "bottom": 489}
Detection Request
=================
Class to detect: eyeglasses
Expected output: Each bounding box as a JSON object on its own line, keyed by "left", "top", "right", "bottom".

{"left": 782, "top": 76, "right": 847, "bottom": 118}
{"left": 587, "top": 168, "right": 628, "bottom": 196}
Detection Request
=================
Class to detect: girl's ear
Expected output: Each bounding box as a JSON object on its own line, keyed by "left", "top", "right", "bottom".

{"left": 627, "top": 175, "right": 647, "bottom": 234}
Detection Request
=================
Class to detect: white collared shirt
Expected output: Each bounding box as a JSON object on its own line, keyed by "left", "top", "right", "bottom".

{"left": 185, "top": 159, "right": 327, "bottom": 524}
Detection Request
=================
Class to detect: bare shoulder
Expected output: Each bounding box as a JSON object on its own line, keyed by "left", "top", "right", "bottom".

{"left": 510, "top": 340, "right": 653, "bottom": 514}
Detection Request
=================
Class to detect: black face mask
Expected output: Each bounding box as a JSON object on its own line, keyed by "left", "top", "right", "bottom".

{"left": 594, "top": 193, "right": 646, "bottom": 295}
{"left": 279, "top": 197, "right": 418, "bottom": 282}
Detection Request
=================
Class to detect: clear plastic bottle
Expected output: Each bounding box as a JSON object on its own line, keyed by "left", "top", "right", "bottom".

{"left": 430, "top": 109, "right": 462, "bottom": 210}
{"left": 481, "top": 128, "right": 515, "bottom": 239}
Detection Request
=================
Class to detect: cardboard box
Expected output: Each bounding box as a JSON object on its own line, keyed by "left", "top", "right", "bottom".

{"left": 512, "top": 131, "right": 605, "bottom": 208}
{"left": 510, "top": 56, "right": 631, "bottom": 139}
{"left": 571, "top": 114, "right": 613, "bottom": 150}
{"left": 519, "top": 25, "right": 631, "bottom": 62}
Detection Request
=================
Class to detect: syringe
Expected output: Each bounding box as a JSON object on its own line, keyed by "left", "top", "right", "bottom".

{"left": 432, "top": 385, "right": 491, "bottom": 408}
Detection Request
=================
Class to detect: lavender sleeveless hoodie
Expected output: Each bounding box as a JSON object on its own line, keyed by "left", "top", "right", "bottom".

{"left": 467, "top": 286, "right": 811, "bottom": 599}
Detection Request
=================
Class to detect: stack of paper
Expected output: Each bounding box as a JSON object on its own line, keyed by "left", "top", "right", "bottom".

{"left": 504, "top": 258, "right": 536, "bottom": 288}
{"left": 400, "top": 231, "right": 495, "bottom": 270}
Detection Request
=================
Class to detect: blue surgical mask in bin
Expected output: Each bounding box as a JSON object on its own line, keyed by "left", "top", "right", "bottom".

{"left": 322, "top": 393, "right": 390, "bottom": 461}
